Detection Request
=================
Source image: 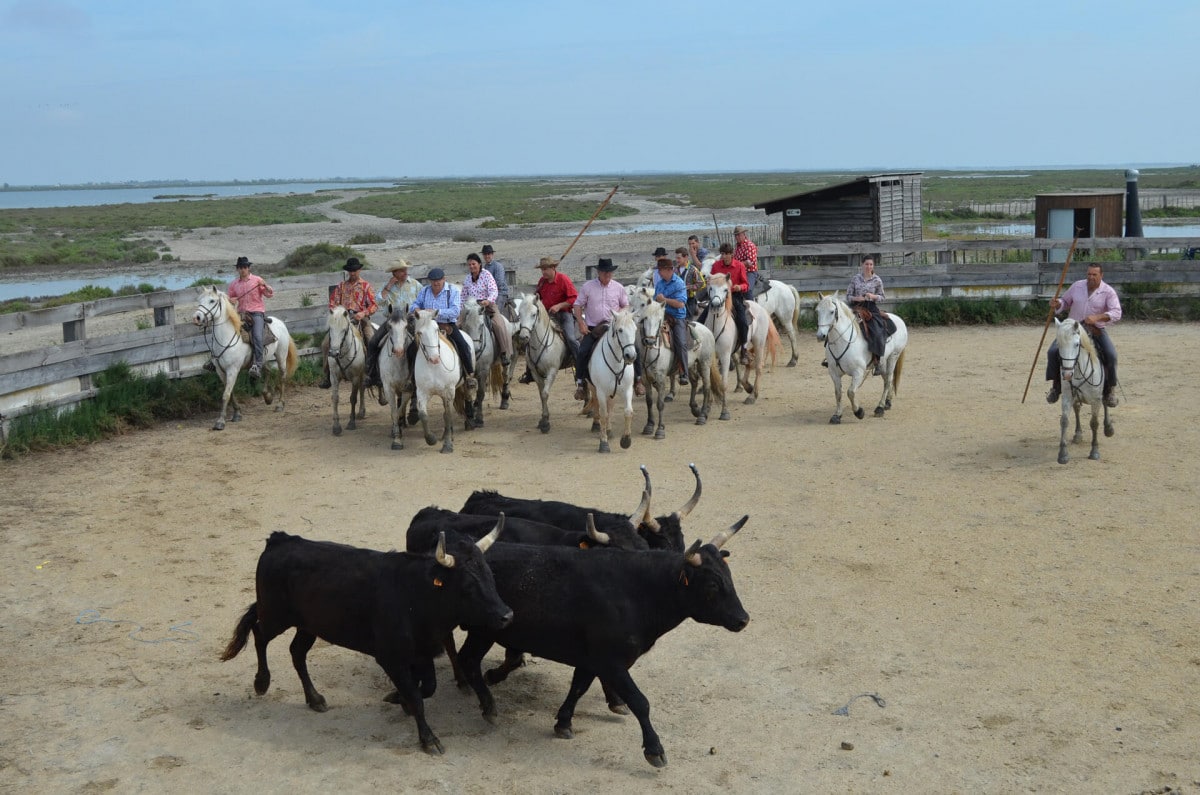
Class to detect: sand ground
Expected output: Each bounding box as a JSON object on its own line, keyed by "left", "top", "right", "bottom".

{"left": 2, "top": 312, "right": 1199, "bottom": 793}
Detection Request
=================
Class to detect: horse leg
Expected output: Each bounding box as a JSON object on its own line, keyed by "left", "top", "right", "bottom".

{"left": 642, "top": 380, "right": 656, "bottom": 435}
{"left": 1072, "top": 403, "right": 1084, "bottom": 444}
{"left": 597, "top": 396, "right": 611, "bottom": 454}
{"left": 347, "top": 382, "right": 359, "bottom": 431}
{"left": 1058, "top": 401, "right": 1071, "bottom": 464}
{"left": 784, "top": 320, "right": 800, "bottom": 367}
{"left": 537, "top": 372, "right": 554, "bottom": 433}
{"left": 388, "top": 388, "right": 404, "bottom": 451}
{"left": 330, "top": 376, "right": 343, "bottom": 436}
{"left": 847, "top": 371, "right": 866, "bottom": 420}
{"left": 418, "top": 391, "right": 437, "bottom": 446}
{"left": 717, "top": 359, "right": 732, "bottom": 421}
{"left": 1088, "top": 404, "right": 1101, "bottom": 460}
{"left": 664, "top": 373, "right": 675, "bottom": 403}
{"left": 441, "top": 392, "right": 455, "bottom": 454}
{"left": 473, "top": 378, "right": 485, "bottom": 427}
{"left": 356, "top": 379, "right": 367, "bottom": 420}
{"left": 653, "top": 388, "right": 666, "bottom": 440}
{"left": 620, "top": 393, "right": 634, "bottom": 449}
{"left": 743, "top": 360, "right": 759, "bottom": 405}
{"left": 1103, "top": 405, "right": 1115, "bottom": 438}
{"left": 829, "top": 372, "right": 844, "bottom": 425}
{"left": 213, "top": 370, "right": 235, "bottom": 431}
{"left": 875, "top": 370, "right": 891, "bottom": 417}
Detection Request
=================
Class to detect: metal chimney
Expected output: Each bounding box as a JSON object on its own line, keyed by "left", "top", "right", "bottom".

{"left": 1124, "top": 168, "right": 1143, "bottom": 237}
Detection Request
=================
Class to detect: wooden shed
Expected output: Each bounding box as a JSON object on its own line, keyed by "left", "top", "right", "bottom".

{"left": 1034, "top": 192, "right": 1124, "bottom": 239}
{"left": 753, "top": 173, "right": 923, "bottom": 264}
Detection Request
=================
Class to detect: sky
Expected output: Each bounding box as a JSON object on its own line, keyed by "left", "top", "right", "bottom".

{"left": 3, "top": 0, "right": 1197, "bottom": 186}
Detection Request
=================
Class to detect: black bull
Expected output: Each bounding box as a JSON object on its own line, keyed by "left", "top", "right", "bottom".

{"left": 455, "top": 516, "right": 750, "bottom": 768}
{"left": 220, "top": 522, "right": 510, "bottom": 756}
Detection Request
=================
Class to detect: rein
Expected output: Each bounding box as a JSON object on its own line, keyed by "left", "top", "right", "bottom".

{"left": 598, "top": 321, "right": 635, "bottom": 399}
{"left": 197, "top": 297, "right": 243, "bottom": 364}
{"left": 329, "top": 318, "right": 362, "bottom": 382}
{"left": 821, "top": 302, "right": 859, "bottom": 371}
{"left": 523, "top": 305, "right": 561, "bottom": 375}
{"left": 418, "top": 326, "right": 459, "bottom": 375}
{"left": 1060, "top": 338, "right": 1103, "bottom": 391}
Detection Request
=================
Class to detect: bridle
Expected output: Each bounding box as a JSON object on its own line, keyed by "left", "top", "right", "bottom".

{"left": 196, "top": 295, "right": 241, "bottom": 362}
{"left": 521, "top": 303, "right": 561, "bottom": 374}
{"left": 819, "top": 300, "right": 858, "bottom": 371}
{"left": 417, "top": 320, "right": 459, "bottom": 375}
{"left": 1060, "top": 327, "right": 1102, "bottom": 390}
{"left": 328, "top": 312, "right": 362, "bottom": 381}
{"left": 598, "top": 317, "right": 636, "bottom": 399}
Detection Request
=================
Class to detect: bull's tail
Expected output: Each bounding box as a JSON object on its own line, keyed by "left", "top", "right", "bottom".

{"left": 220, "top": 603, "right": 258, "bottom": 661}
{"left": 893, "top": 348, "right": 906, "bottom": 394}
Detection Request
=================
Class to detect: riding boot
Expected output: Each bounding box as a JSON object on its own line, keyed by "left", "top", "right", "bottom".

{"left": 1046, "top": 376, "right": 1061, "bottom": 404}
{"left": 518, "top": 370, "right": 534, "bottom": 384}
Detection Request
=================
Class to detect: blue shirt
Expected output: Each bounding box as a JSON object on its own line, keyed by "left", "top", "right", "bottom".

{"left": 653, "top": 273, "right": 688, "bottom": 320}
{"left": 412, "top": 283, "right": 462, "bottom": 324}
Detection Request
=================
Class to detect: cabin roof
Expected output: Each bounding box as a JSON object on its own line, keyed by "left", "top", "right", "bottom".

{"left": 754, "top": 173, "right": 923, "bottom": 215}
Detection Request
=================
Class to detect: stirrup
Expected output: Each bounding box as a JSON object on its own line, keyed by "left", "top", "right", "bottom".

{"left": 518, "top": 371, "right": 534, "bottom": 384}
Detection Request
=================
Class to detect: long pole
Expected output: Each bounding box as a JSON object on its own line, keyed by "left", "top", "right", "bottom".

{"left": 712, "top": 213, "right": 721, "bottom": 247}
{"left": 1021, "top": 233, "right": 1080, "bottom": 403}
{"left": 558, "top": 184, "right": 619, "bottom": 264}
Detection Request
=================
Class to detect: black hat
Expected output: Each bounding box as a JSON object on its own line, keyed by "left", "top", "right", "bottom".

{"left": 481, "top": 245, "right": 495, "bottom": 255}
{"left": 427, "top": 267, "right": 446, "bottom": 280}
{"left": 597, "top": 258, "right": 617, "bottom": 272}
{"left": 343, "top": 257, "right": 363, "bottom": 272}
{"left": 235, "top": 256, "right": 252, "bottom": 268}
{"left": 652, "top": 247, "right": 668, "bottom": 258}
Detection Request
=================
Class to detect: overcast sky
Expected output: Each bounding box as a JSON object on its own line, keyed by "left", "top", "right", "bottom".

{"left": 3, "top": 0, "right": 1196, "bottom": 185}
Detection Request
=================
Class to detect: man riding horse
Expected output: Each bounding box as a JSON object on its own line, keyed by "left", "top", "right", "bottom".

{"left": 518, "top": 257, "right": 580, "bottom": 385}
{"left": 1045, "top": 263, "right": 1122, "bottom": 408}
{"left": 574, "top": 257, "right": 645, "bottom": 400}
{"left": 319, "top": 257, "right": 376, "bottom": 389}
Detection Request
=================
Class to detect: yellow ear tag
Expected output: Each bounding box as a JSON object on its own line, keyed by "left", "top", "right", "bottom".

{"left": 579, "top": 541, "right": 588, "bottom": 549}
{"left": 433, "top": 578, "right": 443, "bottom": 587}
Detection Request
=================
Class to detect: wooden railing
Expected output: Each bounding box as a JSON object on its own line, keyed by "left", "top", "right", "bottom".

{"left": 2, "top": 239, "right": 1197, "bottom": 427}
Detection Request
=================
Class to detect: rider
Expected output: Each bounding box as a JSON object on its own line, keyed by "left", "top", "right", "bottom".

{"left": 1045, "top": 262, "right": 1122, "bottom": 407}
{"left": 573, "top": 257, "right": 643, "bottom": 399}
{"left": 364, "top": 259, "right": 419, "bottom": 396}
{"left": 733, "top": 225, "right": 759, "bottom": 296}
{"left": 653, "top": 257, "right": 690, "bottom": 385}
{"left": 226, "top": 256, "right": 274, "bottom": 378}
{"left": 462, "top": 252, "right": 513, "bottom": 368}
{"left": 406, "top": 267, "right": 476, "bottom": 392}
{"left": 674, "top": 246, "right": 706, "bottom": 319}
{"left": 846, "top": 256, "right": 887, "bottom": 376}
{"left": 518, "top": 257, "right": 580, "bottom": 385}
{"left": 480, "top": 244, "right": 513, "bottom": 320}
{"left": 703, "top": 242, "right": 751, "bottom": 364}
{"left": 319, "top": 257, "right": 376, "bottom": 389}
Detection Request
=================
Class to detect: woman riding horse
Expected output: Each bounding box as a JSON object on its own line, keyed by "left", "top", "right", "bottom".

{"left": 846, "top": 256, "right": 888, "bottom": 376}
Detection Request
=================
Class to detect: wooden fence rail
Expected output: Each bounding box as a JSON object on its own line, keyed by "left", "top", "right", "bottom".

{"left": 2, "top": 238, "right": 1197, "bottom": 428}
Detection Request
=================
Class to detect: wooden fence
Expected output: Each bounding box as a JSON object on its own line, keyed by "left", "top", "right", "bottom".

{"left": 3, "top": 238, "right": 1197, "bottom": 430}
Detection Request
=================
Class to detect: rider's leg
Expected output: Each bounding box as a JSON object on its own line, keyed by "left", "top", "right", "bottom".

{"left": 365, "top": 321, "right": 390, "bottom": 387}
{"left": 1093, "top": 329, "right": 1118, "bottom": 405}
{"left": 488, "top": 308, "right": 514, "bottom": 366}
{"left": 560, "top": 312, "right": 582, "bottom": 361}
{"left": 404, "top": 340, "right": 418, "bottom": 395}
{"left": 669, "top": 317, "right": 689, "bottom": 383}
{"left": 732, "top": 294, "right": 750, "bottom": 362}
{"left": 249, "top": 313, "right": 265, "bottom": 375}
{"left": 1045, "top": 340, "right": 1062, "bottom": 402}
{"left": 575, "top": 333, "right": 597, "bottom": 399}
{"left": 452, "top": 329, "right": 475, "bottom": 376}
{"left": 318, "top": 334, "right": 332, "bottom": 388}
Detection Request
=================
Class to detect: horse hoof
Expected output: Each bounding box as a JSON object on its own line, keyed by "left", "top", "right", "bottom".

{"left": 274, "top": 405, "right": 284, "bottom": 413}
{"left": 332, "top": 426, "right": 342, "bottom": 436}
{"left": 645, "top": 752, "right": 668, "bottom": 768}
{"left": 1105, "top": 425, "right": 1115, "bottom": 438}
{"left": 537, "top": 420, "right": 550, "bottom": 433}
{"left": 743, "top": 396, "right": 756, "bottom": 405}
{"left": 690, "top": 406, "right": 701, "bottom": 418}
{"left": 599, "top": 442, "right": 611, "bottom": 453}
{"left": 499, "top": 399, "right": 510, "bottom": 410}
{"left": 608, "top": 702, "right": 630, "bottom": 716}
{"left": 554, "top": 725, "right": 574, "bottom": 740}
{"left": 854, "top": 408, "right": 865, "bottom": 420}
{"left": 874, "top": 407, "right": 885, "bottom": 417}
{"left": 424, "top": 434, "right": 437, "bottom": 446}
{"left": 442, "top": 444, "right": 454, "bottom": 454}
{"left": 1058, "top": 453, "right": 1069, "bottom": 465}
{"left": 391, "top": 440, "right": 404, "bottom": 450}
{"left": 620, "top": 435, "right": 631, "bottom": 449}
{"left": 663, "top": 394, "right": 674, "bottom": 403}
{"left": 653, "top": 430, "right": 665, "bottom": 440}
{"left": 829, "top": 415, "right": 841, "bottom": 425}
{"left": 231, "top": 413, "right": 242, "bottom": 423}
{"left": 422, "top": 739, "right": 445, "bottom": 756}
{"left": 212, "top": 422, "right": 225, "bottom": 431}
{"left": 347, "top": 420, "right": 356, "bottom": 431}
{"left": 786, "top": 359, "right": 797, "bottom": 368}
{"left": 719, "top": 411, "right": 730, "bottom": 421}
{"left": 642, "top": 424, "right": 654, "bottom": 436}
{"left": 885, "top": 400, "right": 893, "bottom": 410}
{"left": 695, "top": 417, "right": 707, "bottom": 426}
{"left": 1089, "top": 451, "right": 1100, "bottom": 460}
{"left": 590, "top": 421, "right": 601, "bottom": 432}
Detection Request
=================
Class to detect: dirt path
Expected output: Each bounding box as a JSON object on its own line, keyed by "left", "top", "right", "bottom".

{"left": 2, "top": 322, "right": 1198, "bottom": 793}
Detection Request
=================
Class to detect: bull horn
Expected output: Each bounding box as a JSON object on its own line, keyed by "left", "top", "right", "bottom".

{"left": 708, "top": 515, "right": 749, "bottom": 550}
{"left": 628, "top": 488, "right": 651, "bottom": 527}
{"left": 638, "top": 465, "right": 661, "bottom": 530}
{"left": 586, "top": 513, "right": 611, "bottom": 545}
{"left": 435, "top": 532, "right": 456, "bottom": 569}
{"left": 685, "top": 539, "right": 703, "bottom": 567}
{"left": 675, "top": 463, "right": 702, "bottom": 519}
{"left": 476, "top": 513, "right": 505, "bottom": 553}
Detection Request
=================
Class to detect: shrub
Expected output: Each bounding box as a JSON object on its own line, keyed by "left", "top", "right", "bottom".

{"left": 347, "top": 232, "right": 385, "bottom": 245}
{"left": 282, "top": 242, "right": 362, "bottom": 272}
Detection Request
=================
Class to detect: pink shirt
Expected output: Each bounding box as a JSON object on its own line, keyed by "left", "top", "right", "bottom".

{"left": 1057, "top": 278, "right": 1122, "bottom": 328}
{"left": 574, "top": 278, "right": 629, "bottom": 327}
{"left": 461, "top": 269, "right": 498, "bottom": 303}
{"left": 228, "top": 274, "right": 272, "bottom": 313}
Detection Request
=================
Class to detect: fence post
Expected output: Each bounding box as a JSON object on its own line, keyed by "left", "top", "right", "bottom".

{"left": 63, "top": 317, "right": 90, "bottom": 391}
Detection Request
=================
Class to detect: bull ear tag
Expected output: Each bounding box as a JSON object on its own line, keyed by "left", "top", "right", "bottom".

{"left": 433, "top": 577, "right": 444, "bottom": 587}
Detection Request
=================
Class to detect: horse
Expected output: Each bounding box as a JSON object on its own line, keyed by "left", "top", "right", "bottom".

{"left": 515, "top": 295, "right": 573, "bottom": 434}
{"left": 582, "top": 309, "right": 638, "bottom": 453}
{"left": 412, "top": 309, "right": 469, "bottom": 453}
{"left": 1053, "top": 317, "right": 1115, "bottom": 464}
{"left": 378, "top": 309, "right": 412, "bottom": 451}
{"left": 325, "top": 306, "right": 371, "bottom": 436}
{"left": 459, "top": 299, "right": 509, "bottom": 427}
{"left": 636, "top": 300, "right": 721, "bottom": 438}
{"left": 731, "top": 300, "right": 782, "bottom": 405}
{"left": 814, "top": 291, "right": 909, "bottom": 424}
{"left": 755, "top": 279, "right": 803, "bottom": 367}
{"left": 192, "top": 286, "right": 297, "bottom": 431}
{"left": 699, "top": 273, "right": 738, "bottom": 421}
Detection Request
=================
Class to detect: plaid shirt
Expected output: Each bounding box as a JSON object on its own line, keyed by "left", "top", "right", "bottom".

{"left": 734, "top": 238, "right": 758, "bottom": 272}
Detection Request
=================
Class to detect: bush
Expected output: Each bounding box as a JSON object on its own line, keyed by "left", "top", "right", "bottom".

{"left": 347, "top": 232, "right": 385, "bottom": 245}
{"left": 282, "top": 242, "right": 362, "bottom": 272}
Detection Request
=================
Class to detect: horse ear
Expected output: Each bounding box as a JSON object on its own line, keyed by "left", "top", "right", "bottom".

{"left": 817, "top": 291, "right": 824, "bottom": 300}
{"left": 1054, "top": 317, "right": 1061, "bottom": 328}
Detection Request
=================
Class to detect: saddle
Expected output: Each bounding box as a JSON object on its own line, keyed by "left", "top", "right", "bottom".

{"left": 854, "top": 306, "right": 896, "bottom": 338}
{"left": 238, "top": 313, "right": 277, "bottom": 346}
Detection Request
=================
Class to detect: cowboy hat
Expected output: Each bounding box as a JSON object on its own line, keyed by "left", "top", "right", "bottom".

{"left": 597, "top": 258, "right": 617, "bottom": 272}
{"left": 235, "top": 256, "right": 252, "bottom": 268}
{"left": 481, "top": 245, "right": 495, "bottom": 255}
{"left": 343, "top": 257, "right": 363, "bottom": 272}
{"left": 537, "top": 257, "right": 559, "bottom": 269}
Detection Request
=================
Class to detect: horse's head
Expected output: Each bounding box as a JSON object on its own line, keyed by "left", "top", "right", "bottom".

{"left": 387, "top": 309, "right": 410, "bottom": 357}
{"left": 706, "top": 274, "right": 730, "bottom": 314}
{"left": 611, "top": 309, "right": 638, "bottom": 364}
{"left": 815, "top": 291, "right": 841, "bottom": 342}
{"left": 639, "top": 299, "right": 665, "bottom": 347}
{"left": 193, "top": 285, "right": 227, "bottom": 328}
{"left": 627, "top": 285, "right": 654, "bottom": 315}
{"left": 516, "top": 295, "right": 540, "bottom": 340}
{"left": 1054, "top": 317, "right": 1094, "bottom": 382}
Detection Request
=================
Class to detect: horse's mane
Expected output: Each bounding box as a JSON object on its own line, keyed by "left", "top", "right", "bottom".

{"left": 211, "top": 288, "right": 242, "bottom": 333}
{"left": 1063, "top": 319, "right": 1099, "bottom": 360}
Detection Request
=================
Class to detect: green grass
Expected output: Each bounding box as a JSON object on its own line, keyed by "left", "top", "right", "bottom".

{"left": 279, "top": 242, "right": 364, "bottom": 274}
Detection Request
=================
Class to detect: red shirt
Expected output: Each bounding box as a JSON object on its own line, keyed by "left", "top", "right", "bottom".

{"left": 536, "top": 271, "right": 578, "bottom": 310}
{"left": 711, "top": 257, "right": 749, "bottom": 293}
{"left": 735, "top": 238, "right": 758, "bottom": 272}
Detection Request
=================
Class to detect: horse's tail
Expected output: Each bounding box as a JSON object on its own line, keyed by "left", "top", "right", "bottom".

{"left": 765, "top": 321, "right": 782, "bottom": 370}
{"left": 220, "top": 603, "right": 258, "bottom": 661}
{"left": 789, "top": 285, "right": 802, "bottom": 332}
{"left": 453, "top": 384, "right": 469, "bottom": 417}
{"left": 285, "top": 339, "right": 298, "bottom": 379}
{"left": 488, "top": 361, "right": 504, "bottom": 397}
{"left": 709, "top": 358, "right": 726, "bottom": 400}
{"left": 893, "top": 348, "right": 906, "bottom": 395}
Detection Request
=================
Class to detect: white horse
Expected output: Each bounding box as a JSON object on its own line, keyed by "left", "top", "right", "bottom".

{"left": 732, "top": 300, "right": 782, "bottom": 405}
{"left": 814, "top": 292, "right": 908, "bottom": 424}
{"left": 378, "top": 310, "right": 412, "bottom": 451}
{"left": 192, "top": 286, "right": 297, "bottom": 431}
{"left": 582, "top": 309, "right": 638, "bottom": 453}
{"left": 756, "top": 279, "right": 803, "bottom": 367}
{"left": 325, "top": 306, "right": 370, "bottom": 436}
{"left": 1053, "top": 317, "right": 1114, "bottom": 464}
{"left": 700, "top": 273, "right": 738, "bottom": 421}
{"left": 459, "top": 299, "right": 508, "bottom": 428}
{"left": 515, "top": 295, "right": 573, "bottom": 434}
{"left": 636, "top": 300, "right": 721, "bottom": 437}
{"left": 626, "top": 284, "right": 655, "bottom": 315}
{"left": 412, "top": 309, "right": 468, "bottom": 453}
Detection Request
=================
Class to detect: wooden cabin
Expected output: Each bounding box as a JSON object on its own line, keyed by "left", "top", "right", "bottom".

{"left": 753, "top": 173, "right": 923, "bottom": 264}
{"left": 1034, "top": 191, "right": 1124, "bottom": 263}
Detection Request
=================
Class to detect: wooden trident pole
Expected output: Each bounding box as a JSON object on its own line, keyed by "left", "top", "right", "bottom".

{"left": 558, "top": 184, "right": 619, "bottom": 264}
{"left": 1021, "top": 233, "right": 1080, "bottom": 403}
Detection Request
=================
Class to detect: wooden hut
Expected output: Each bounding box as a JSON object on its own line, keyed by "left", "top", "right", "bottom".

{"left": 1034, "top": 191, "right": 1124, "bottom": 263}
{"left": 753, "top": 173, "right": 923, "bottom": 264}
